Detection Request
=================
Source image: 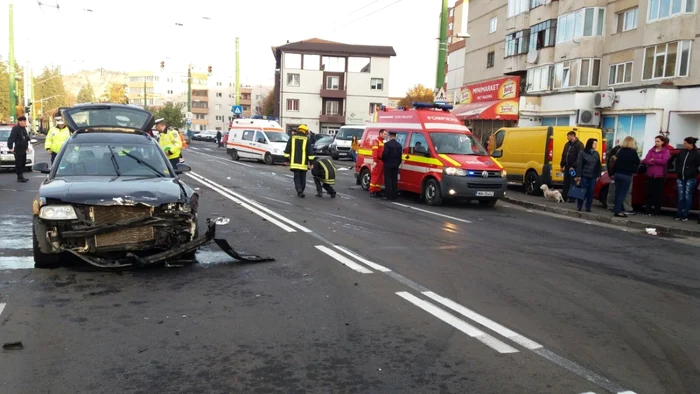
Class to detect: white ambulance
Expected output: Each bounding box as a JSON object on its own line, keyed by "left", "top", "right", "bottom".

{"left": 226, "top": 119, "right": 289, "bottom": 165}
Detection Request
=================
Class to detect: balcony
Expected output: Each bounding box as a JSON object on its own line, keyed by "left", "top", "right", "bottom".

{"left": 320, "top": 87, "right": 347, "bottom": 99}
{"left": 321, "top": 72, "right": 346, "bottom": 98}
{"left": 192, "top": 104, "right": 209, "bottom": 114}
{"left": 319, "top": 112, "right": 345, "bottom": 123}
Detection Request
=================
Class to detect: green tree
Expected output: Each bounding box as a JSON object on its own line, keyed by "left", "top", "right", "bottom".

{"left": 34, "top": 66, "right": 68, "bottom": 121}
{"left": 152, "top": 101, "right": 185, "bottom": 129}
{"left": 261, "top": 90, "right": 275, "bottom": 117}
{"left": 100, "top": 83, "right": 128, "bottom": 104}
{"left": 76, "top": 81, "right": 96, "bottom": 103}
{"left": 0, "top": 57, "right": 26, "bottom": 122}
{"left": 398, "top": 84, "right": 434, "bottom": 108}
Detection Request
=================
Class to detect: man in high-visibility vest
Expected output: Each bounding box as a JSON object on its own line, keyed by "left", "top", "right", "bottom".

{"left": 45, "top": 118, "right": 71, "bottom": 164}
{"left": 369, "top": 129, "right": 388, "bottom": 197}
{"left": 155, "top": 118, "right": 182, "bottom": 168}
{"left": 283, "top": 124, "right": 315, "bottom": 198}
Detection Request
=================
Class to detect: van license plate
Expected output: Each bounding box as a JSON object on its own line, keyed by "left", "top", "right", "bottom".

{"left": 338, "top": 152, "right": 347, "bottom": 156}
{"left": 476, "top": 191, "right": 494, "bottom": 197}
{"left": 556, "top": 172, "right": 563, "bottom": 178}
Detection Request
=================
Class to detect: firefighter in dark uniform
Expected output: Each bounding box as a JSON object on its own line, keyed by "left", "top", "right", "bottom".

{"left": 284, "top": 124, "right": 315, "bottom": 197}
{"left": 311, "top": 157, "right": 337, "bottom": 198}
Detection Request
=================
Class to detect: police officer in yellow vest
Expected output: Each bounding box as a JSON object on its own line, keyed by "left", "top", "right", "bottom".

{"left": 283, "top": 124, "right": 315, "bottom": 198}
{"left": 45, "top": 118, "right": 71, "bottom": 164}
{"left": 154, "top": 118, "right": 182, "bottom": 168}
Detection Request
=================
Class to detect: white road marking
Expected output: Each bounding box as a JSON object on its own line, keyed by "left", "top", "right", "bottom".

{"left": 579, "top": 392, "right": 596, "bottom": 394}
{"left": 188, "top": 149, "right": 254, "bottom": 167}
{"left": 423, "top": 291, "right": 542, "bottom": 350}
{"left": 0, "top": 257, "right": 34, "bottom": 270}
{"left": 0, "top": 303, "right": 5, "bottom": 317}
{"left": 202, "top": 147, "right": 212, "bottom": 151}
{"left": 391, "top": 202, "right": 472, "bottom": 224}
{"left": 396, "top": 292, "right": 519, "bottom": 354}
{"left": 259, "top": 195, "right": 293, "bottom": 205}
{"left": 189, "top": 172, "right": 312, "bottom": 232}
{"left": 333, "top": 245, "right": 391, "bottom": 272}
{"left": 189, "top": 147, "right": 200, "bottom": 150}
{"left": 315, "top": 245, "right": 373, "bottom": 274}
{"left": 185, "top": 174, "right": 297, "bottom": 232}
{"left": 617, "top": 391, "right": 638, "bottom": 394}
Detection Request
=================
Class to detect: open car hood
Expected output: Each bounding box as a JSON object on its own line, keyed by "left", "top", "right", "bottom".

{"left": 40, "top": 177, "right": 185, "bottom": 206}
{"left": 63, "top": 104, "right": 155, "bottom": 134}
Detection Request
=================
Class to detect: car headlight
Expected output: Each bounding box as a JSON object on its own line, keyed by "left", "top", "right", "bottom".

{"left": 444, "top": 167, "right": 467, "bottom": 176}
{"left": 39, "top": 205, "right": 77, "bottom": 220}
{"left": 501, "top": 170, "right": 507, "bottom": 178}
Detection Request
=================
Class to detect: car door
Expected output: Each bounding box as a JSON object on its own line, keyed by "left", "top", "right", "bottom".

{"left": 399, "top": 131, "right": 427, "bottom": 193}
{"left": 239, "top": 130, "right": 256, "bottom": 158}
{"left": 252, "top": 130, "right": 267, "bottom": 160}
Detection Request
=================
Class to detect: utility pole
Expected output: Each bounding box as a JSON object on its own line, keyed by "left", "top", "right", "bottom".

{"left": 435, "top": 0, "right": 448, "bottom": 90}
{"left": 30, "top": 67, "right": 36, "bottom": 129}
{"left": 187, "top": 64, "right": 192, "bottom": 133}
{"left": 143, "top": 80, "right": 147, "bottom": 109}
{"left": 9, "top": 3, "right": 16, "bottom": 121}
{"left": 235, "top": 37, "right": 240, "bottom": 107}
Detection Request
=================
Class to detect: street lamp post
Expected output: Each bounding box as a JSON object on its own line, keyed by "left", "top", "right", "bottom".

{"left": 9, "top": 3, "right": 17, "bottom": 121}
{"left": 435, "top": 0, "right": 448, "bottom": 90}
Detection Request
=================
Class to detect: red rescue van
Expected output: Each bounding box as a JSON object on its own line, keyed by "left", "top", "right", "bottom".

{"left": 355, "top": 103, "right": 507, "bottom": 206}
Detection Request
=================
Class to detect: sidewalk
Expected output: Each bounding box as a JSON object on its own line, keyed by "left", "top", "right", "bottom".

{"left": 502, "top": 189, "right": 700, "bottom": 237}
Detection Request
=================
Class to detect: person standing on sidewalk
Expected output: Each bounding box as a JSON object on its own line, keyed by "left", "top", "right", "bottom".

{"left": 674, "top": 137, "right": 700, "bottom": 221}
{"left": 612, "top": 137, "right": 640, "bottom": 218}
{"left": 560, "top": 131, "right": 583, "bottom": 202}
{"left": 284, "top": 124, "right": 315, "bottom": 198}
{"left": 574, "top": 138, "right": 601, "bottom": 212}
{"left": 7, "top": 116, "right": 30, "bottom": 183}
{"left": 45, "top": 118, "right": 70, "bottom": 164}
{"left": 382, "top": 131, "right": 403, "bottom": 201}
{"left": 642, "top": 135, "right": 670, "bottom": 216}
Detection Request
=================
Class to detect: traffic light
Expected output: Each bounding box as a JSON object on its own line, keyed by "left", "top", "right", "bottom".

{"left": 160, "top": 61, "right": 165, "bottom": 69}
{"left": 207, "top": 65, "right": 212, "bottom": 75}
{"left": 25, "top": 105, "right": 31, "bottom": 115}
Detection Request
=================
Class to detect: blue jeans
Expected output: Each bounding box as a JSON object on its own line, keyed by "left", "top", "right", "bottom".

{"left": 614, "top": 173, "right": 633, "bottom": 214}
{"left": 351, "top": 150, "right": 357, "bottom": 162}
{"left": 676, "top": 178, "right": 697, "bottom": 218}
{"left": 576, "top": 177, "right": 596, "bottom": 211}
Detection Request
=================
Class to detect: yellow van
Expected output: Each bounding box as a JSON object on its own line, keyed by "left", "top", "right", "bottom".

{"left": 487, "top": 126, "right": 605, "bottom": 195}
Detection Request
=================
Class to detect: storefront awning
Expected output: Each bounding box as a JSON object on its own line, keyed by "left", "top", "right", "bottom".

{"left": 452, "top": 99, "right": 520, "bottom": 121}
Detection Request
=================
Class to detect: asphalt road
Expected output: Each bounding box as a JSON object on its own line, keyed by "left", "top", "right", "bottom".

{"left": 0, "top": 140, "right": 698, "bottom": 394}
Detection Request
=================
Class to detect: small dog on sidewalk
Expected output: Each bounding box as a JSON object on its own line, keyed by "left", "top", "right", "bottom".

{"left": 540, "top": 184, "right": 564, "bottom": 203}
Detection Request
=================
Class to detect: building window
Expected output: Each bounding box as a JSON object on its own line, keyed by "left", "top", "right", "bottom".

{"left": 322, "top": 56, "right": 345, "bottom": 72}
{"left": 505, "top": 29, "right": 529, "bottom": 57}
{"left": 242, "top": 105, "right": 250, "bottom": 111}
{"left": 371, "top": 78, "right": 384, "bottom": 90}
{"left": 195, "top": 114, "right": 205, "bottom": 120}
{"left": 609, "top": 61, "right": 633, "bottom": 85}
{"left": 325, "top": 100, "right": 340, "bottom": 115}
{"left": 284, "top": 53, "right": 302, "bottom": 69}
{"left": 508, "top": 0, "right": 528, "bottom": 17}
{"left": 449, "top": 8, "right": 454, "bottom": 17}
{"left": 602, "top": 115, "right": 647, "bottom": 156}
{"left": 542, "top": 116, "right": 570, "bottom": 126}
{"left": 526, "top": 65, "right": 553, "bottom": 92}
{"left": 529, "top": 19, "right": 557, "bottom": 50}
{"left": 303, "top": 54, "right": 320, "bottom": 71}
{"left": 215, "top": 115, "right": 224, "bottom": 121}
{"left": 286, "top": 99, "right": 299, "bottom": 112}
{"left": 167, "top": 89, "right": 174, "bottom": 94}
{"left": 487, "top": 51, "right": 495, "bottom": 68}
{"left": 229, "top": 93, "right": 235, "bottom": 99}
{"left": 215, "top": 104, "right": 221, "bottom": 110}
{"left": 216, "top": 92, "right": 222, "bottom": 97}
{"left": 553, "top": 58, "right": 601, "bottom": 89}
{"left": 287, "top": 73, "right": 300, "bottom": 87}
{"left": 643, "top": 40, "right": 693, "bottom": 80}
{"left": 530, "top": 0, "right": 545, "bottom": 9}
{"left": 369, "top": 102, "right": 382, "bottom": 114}
{"left": 648, "top": 0, "right": 695, "bottom": 22}
{"left": 616, "top": 8, "right": 638, "bottom": 33}
{"left": 216, "top": 81, "right": 222, "bottom": 86}
{"left": 489, "top": 17, "right": 498, "bottom": 33}
{"left": 557, "top": 8, "right": 605, "bottom": 43}
{"left": 448, "top": 22, "right": 453, "bottom": 31}
{"left": 348, "top": 57, "right": 371, "bottom": 73}
{"left": 326, "top": 76, "right": 339, "bottom": 90}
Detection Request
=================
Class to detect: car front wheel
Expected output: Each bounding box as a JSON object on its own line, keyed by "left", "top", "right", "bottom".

{"left": 423, "top": 179, "right": 443, "bottom": 206}
{"left": 360, "top": 168, "right": 371, "bottom": 191}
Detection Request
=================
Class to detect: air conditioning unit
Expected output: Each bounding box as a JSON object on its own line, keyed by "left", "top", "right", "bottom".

{"left": 593, "top": 91, "right": 615, "bottom": 108}
{"left": 577, "top": 109, "right": 601, "bottom": 126}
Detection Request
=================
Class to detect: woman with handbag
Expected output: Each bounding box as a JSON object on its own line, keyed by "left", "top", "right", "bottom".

{"left": 642, "top": 135, "right": 670, "bottom": 216}
{"left": 612, "top": 136, "right": 641, "bottom": 218}
{"left": 574, "top": 138, "right": 602, "bottom": 212}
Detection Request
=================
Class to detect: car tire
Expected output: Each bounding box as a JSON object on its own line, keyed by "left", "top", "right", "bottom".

{"left": 264, "top": 152, "right": 274, "bottom": 165}
{"left": 423, "top": 179, "right": 443, "bottom": 206}
{"left": 32, "top": 223, "right": 60, "bottom": 269}
{"left": 479, "top": 199, "right": 498, "bottom": 207}
{"left": 229, "top": 149, "right": 239, "bottom": 161}
{"left": 359, "top": 168, "right": 371, "bottom": 191}
{"left": 525, "top": 170, "right": 541, "bottom": 195}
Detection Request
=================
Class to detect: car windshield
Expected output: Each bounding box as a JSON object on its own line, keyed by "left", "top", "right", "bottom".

{"left": 264, "top": 131, "right": 289, "bottom": 143}
{"left": 0, "top": 128, "right": 11, "bottom": 141}
{"left": 65, "top": 106, "right": 151, "bottom": 131}
{"left": 429, "top": 132, "right": 488, "bottom": 156}
{"left": 316, "top": 136, "right": 334, "bottom": 145}
{"left": 335, "top": 128, "right": 363, "bottom": 140}
{"left": 55, "top": 142, "right": 171, "bottom": 177}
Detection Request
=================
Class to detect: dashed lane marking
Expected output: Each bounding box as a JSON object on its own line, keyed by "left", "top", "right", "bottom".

{"left": 333, "top": 245, "right": 391, "bottom": 272}
{"left": 0, "top": 303, "right": 6, "bottom": 317}
{"left": 391, "top": 202, "right": 472, "bottom": 224}
{"left": 315, "top": 245, "right": 372, "bottom": 274}
{"left": 397, "top": 291, "right": 519, "bottom": 354}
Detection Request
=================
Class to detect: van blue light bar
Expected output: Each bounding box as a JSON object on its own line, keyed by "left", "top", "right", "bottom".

{"left": 413, "top": 102, "right": 454, "bottom": 111}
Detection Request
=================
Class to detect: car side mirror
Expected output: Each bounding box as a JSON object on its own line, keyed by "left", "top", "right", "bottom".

{"left": 30, "top": 138, "right": 38, "bottom": 144}
{"left": 175, "top": 163, "right": 192, "bottom": 174}
{"left": 258, "top": 138, "right": 266, "bottom": 144}
{"left": 491, "top": 150, "right": 503, "bottom": 158}
{"left": 33, "top": 162, "right": 51, "bottom": 174}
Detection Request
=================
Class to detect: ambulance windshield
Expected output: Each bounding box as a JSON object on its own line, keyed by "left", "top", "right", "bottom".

{"left": 264, "top": 131, "right": 289, "bottom": 143}
{"left": 429, "top": 133, "right": 488, "bottom": 156}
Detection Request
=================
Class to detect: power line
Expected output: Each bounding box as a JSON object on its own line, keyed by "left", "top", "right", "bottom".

{"left": 331, "top": 0, "right": 405, "bottom": 32}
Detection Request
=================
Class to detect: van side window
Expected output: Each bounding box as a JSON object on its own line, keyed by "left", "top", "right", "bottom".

{"left": 494, "top": 130, "right": 505, "bottom": 149}
{"left": 254, "top": 131, "right": 265, "bottom": 143}
{"left": 409, "top": 132, "right": 428, "bottom": 153}
{"left": 365, "top": 131, "right": 379, "bottom": 146}
{"left": 390, "top": 131, "right": 409, "bottom": 149}
{"left": 242, "top": 130, "right": 255, "bottom": 141}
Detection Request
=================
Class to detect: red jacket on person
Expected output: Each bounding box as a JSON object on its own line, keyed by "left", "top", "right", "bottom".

{"left": 369, "top": 136, "right": 385, "bottom": 193}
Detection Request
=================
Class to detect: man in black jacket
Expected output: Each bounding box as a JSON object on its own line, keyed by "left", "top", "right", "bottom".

{"left": 311, "top": 157, "right": 337, "bottom": 198}
{"left": 560, "top": 131, "right": 583, "bottom": 202}
{"left": 7, "top": 116, "right": 30, "bottom": 183}
{"left": 382, "top": 131, "right": 403, "bottom": 201}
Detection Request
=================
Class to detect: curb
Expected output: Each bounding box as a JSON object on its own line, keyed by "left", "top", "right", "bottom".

{"left": 502, "top": 196, "right": 700, "bottom": 238}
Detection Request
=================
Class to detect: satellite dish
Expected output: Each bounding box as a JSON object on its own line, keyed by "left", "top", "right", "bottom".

{"left": 527, "top": 47, "right": 538, "bottom": 64}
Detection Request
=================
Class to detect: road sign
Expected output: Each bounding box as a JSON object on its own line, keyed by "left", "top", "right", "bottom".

{"left": 434, "top": 87, "right": 448, "bottom": 103}
{"left": 232, "top": 105, "right": 243, "bottom": 115}
{"left": 186, "top": 118, "right": 192, "bottom": 125}
{"left": 185, "top": 112, "right": 193, "bottom": 119}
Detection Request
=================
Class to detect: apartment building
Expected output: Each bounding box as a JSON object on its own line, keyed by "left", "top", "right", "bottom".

{"left": 446, "top": 0, "right": 469, "bottom": 102}
{"left": 272, "top": 38, "right": 396, "bottom": 134}
{"left": 453, "top": 0, "right": 700, "bottom": 154}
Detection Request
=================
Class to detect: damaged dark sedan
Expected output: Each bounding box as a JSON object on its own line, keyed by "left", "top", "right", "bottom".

{"left": 31, "top": 104, "right": 209, "bottom": 269}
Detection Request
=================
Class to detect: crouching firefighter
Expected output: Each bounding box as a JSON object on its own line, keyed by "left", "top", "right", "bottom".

{"left": 284, "top": 124, "right": 315, "bottom": 198}
{"left": 369, "top": 129, "right": 388, "bottom": 197}
{"left": 311, "top": 157, "right": 337, "bottom": 198}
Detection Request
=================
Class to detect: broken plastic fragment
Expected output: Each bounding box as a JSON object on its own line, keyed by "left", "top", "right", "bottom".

{"left": 215, "top": 217, "right": 230, "bottom": 226}
{"left": 645, "top": 228, "right": 657, "bottom": 235}
{"left": 3, "top": 341, "right": 23, "bottom": 350}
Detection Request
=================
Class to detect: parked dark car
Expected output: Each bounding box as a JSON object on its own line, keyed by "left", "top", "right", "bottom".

{"left": 31, "top": 104, "right": 215, "bottom": 269}
{"left": 313, "top": 136, "right": 334, "bottom": 155}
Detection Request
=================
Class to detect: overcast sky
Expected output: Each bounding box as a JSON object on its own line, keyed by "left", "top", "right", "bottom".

{"left": 0, "top": 0, "right": 451, "bottom": 96}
